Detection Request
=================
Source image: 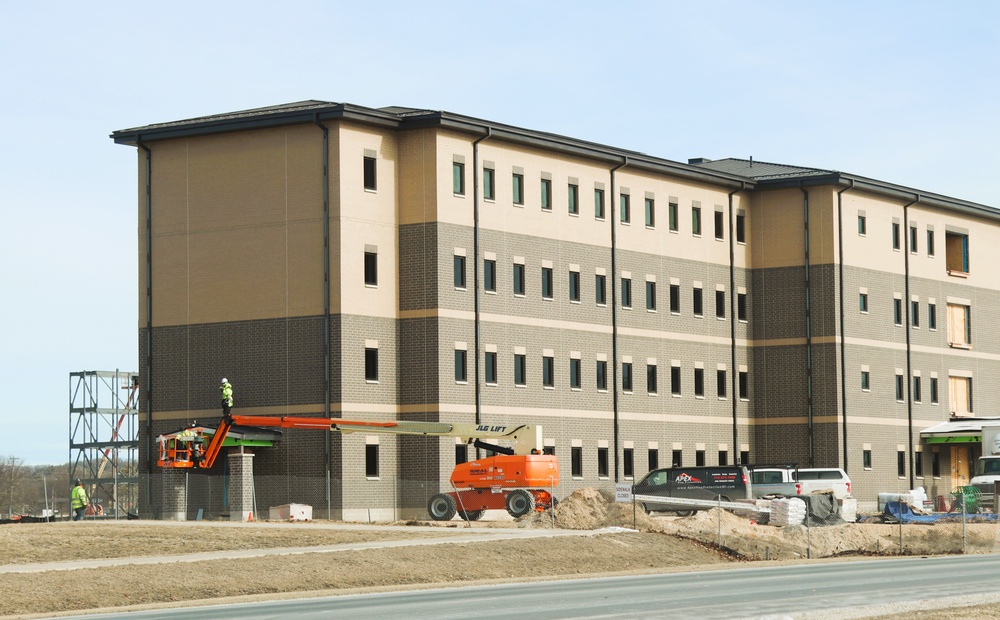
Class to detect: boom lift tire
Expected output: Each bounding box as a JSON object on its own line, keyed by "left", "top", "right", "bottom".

{"left": 428, "top": 493, "right": 457, "bottom": 521}
{"left": 505, "top": 489, "right": 536, "bottom": 517}
{"left": 458, "top": 509, "right": 484, "bottom": 521}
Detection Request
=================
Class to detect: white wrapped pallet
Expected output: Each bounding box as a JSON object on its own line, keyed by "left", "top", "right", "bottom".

{"left": 839, "top": 497, "right": 858, "bottom": 522}
{"left": 770, "top": 498, "right": 806, "bottom": 526}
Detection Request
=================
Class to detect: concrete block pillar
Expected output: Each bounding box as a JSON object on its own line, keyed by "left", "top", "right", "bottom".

{"left": 161, "top": 470, "right": 187, "bottom": 521}
{"left": 228, "top": 451, "right": 256, "bottom": 522}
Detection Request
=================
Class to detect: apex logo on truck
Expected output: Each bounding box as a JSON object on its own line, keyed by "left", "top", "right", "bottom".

{"left": 476, "top": 424, "right": 508, "bottom": 433}
{"left": 674, "top": 472, "right": 703, "bottom": 484}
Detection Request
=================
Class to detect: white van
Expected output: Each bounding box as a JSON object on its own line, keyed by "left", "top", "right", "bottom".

{"left": 795, "top": 468, "right": 851, "bottom": 499}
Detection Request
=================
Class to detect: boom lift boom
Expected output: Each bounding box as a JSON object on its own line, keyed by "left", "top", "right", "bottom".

{"left": 157, "top": 414, "right": 559, "bottom": 520}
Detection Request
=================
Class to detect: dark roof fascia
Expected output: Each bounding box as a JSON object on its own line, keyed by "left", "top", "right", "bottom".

{"left": 758, "top": 173, "right": 998, "bottom": 219}
{"left": 110, "top": 103, "right": 401, "bottom": 146}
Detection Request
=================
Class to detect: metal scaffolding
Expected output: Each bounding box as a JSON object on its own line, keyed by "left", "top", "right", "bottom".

{"left": 69, "top": 370, "right": 139, "bottom": 518}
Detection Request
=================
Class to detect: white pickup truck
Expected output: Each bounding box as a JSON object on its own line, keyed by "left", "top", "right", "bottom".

{"left": 751, "top": 467, "right": 852, "bottom": 499}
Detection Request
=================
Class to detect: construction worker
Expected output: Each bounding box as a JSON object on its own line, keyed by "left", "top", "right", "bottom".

{"left": 71, "top": 479, "right": 88, "bottom": 521}
{"left": 220, "top": 378, "right": 233, "bottom": 416}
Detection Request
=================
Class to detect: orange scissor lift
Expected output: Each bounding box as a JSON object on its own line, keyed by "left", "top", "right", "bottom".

{"left": 157, "top": 414, "right": 558, "bottom": 520}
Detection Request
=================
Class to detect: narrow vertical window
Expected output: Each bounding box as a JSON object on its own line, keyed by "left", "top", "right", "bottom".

{"left": 568, "top": 183, "right": 579, "bottom": 214}
{"left": 927, "top": 228, "right": 935, "bottom": 256}
{"left": 694, "top": 368, "right": 705, "bottom": 397}
{"left": 598, "top": 447, "right": 609, "bottom": 478}
{"left": 717, "top": 369, "right": 727, "bottom": 398}
{"left": 645, "top": 198, "right": 655, "bottom": 227}
{"left": 646, "top": 281, "right": 656, "bottom": 311}
{"left": 365, "top": 443, "right": 379, "bottom": 477}
{"left": 719, "top": 450, "right": 729, "bottom": 466}
{"left": 363, "top": 156, "right": 377, "bottom": 191}
{"left": 483, "top": 167, "right": 495, "bottom": 200}
{"left": 621, "top": 277, "right": 632, "bottom": 308}
{"left": 669, "top": 201, "right": 679, "bottom": 232}
{"left": 570, "top": 358, "right": 582, "bottom": 389}
{"left": 696, "top": 450, "right": 706, "bottom": 467}
{"left": 670, "top": 366, "right": 681, "bottom": 395}
{"left": 596, "top": 360, "right": 608, "bottom": 391}
{"left": 484, "top": 259, "right": 496, "bottom": 292}
{"left": 895, "top": 373, "right": 905, "bottom": 401}
{"left": 915, "top": 451, "right": 923, "bottom": 477}
{"left": 620, "top": 193, "right": 630, "bottom": 224}
{"left": 454, "top": 349, "right": 467, "bottom": 382}
{"left": 909, "top": 226, "right": 918, "bottom": 253}
{"left": 693, "top": 287, "right": 704, "bottom": 316}
{"left": 692, "top": 205, "right": 702, "bottom": 236}
{"left": 715, "top": 289, "right": 725, "bottom": 318}
{"left": 892, "top": 222, "right": 901, "bottom": 250}
{"left": 569, "top": 270, "right": 581, "bottom": 302}
{"left": 863, "top": 449, "right": 872, "bottom": 469}
{"left": 453, "top": 255, "right": 466, "bottom": 289}
{"left": 541, "top": 267, "right": 553, "bottom": 299}
{"left": 485, "top": 351, "right": 497, "bottom": 384}
{"left": 858, "top": 214, "right": 867, "bottom": 235}
{"left": 861, "top": 370, "right": 870, "bottom": 391}
{"left": 672, "top": 449, "right": 683, "bottom": 467}
{"left": 736, "top": 213, "right": 746, "bottom": 243}
{"left": 543, "top": 355, "right": 555, "bottom": 388}
{"left": 364, "top": 347, "right": 378, "bottom": 382}
{"left": 540, "top": 178, "right": 552, "bottom": 211}
{"left": 911, "top": 300, "right": 919, "bottom": 328}
{"left": 646, "top": 363, "right": 657, "bottom": 395}
{"left": 738, "top": 370, "right": 748, "bottom": 400}
{"left": 737, "top": 292, "right": 747, "bottom": 321}
{"left": 859, "top": 292, "right": 868, "bottom": 313}
{"left": 453, "top": 162, "right": 465, "bottom": 195}
{"left": 897, "top": 450, "right": 906, "bottom": 477}
{"left": 714, "top": 211, "right": 724, "bottom": 240}
{"left": 648, "top": 448, "right": 659, "bottom": 471}
{"left": 623, "top": 448, "right": 634, "bottom": 478}
{"left": 456, "top": 444, "right": 468, "bottom": 465}
{"left": 364, "top": 251, "right": 378, "bottom": 286}
{"left": 928, "top": 302, "right": 937, "bottom": 330}
{"left": 913, "top": 375, "right": 922, "bottom": 402}
{"left": 595, "top": 188, "right": 605, "bottom": 219}
{"left": 514, "top": 354, "right": 527, "bottom": 386}
{"left": 513, "top": 263, "right": 526, "bottom": 295}
{"left": 622, "top": 362, "right": 633, "bottom": 392}
{"left": 512, "top": 173, "right": 524, "bottom": 205}
{"left": 893, "top": 298, "right": 903, "bottom": 326}
{"left": 930, "top": 377, "right": 939, "bottom": 404}
{"left": 670, "top": 284, "right": 680, "bottom": 314}
{"left": 571, "top": 446, "right": 583, "bottom": 478}
{"left": 595, "top": 274, "right": 607, "bottom": 305}
{"left": 932, "top": 451, "right": 941, "bottom": 477}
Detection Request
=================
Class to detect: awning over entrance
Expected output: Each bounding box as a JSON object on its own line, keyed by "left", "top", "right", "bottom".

{"left": 920, "top": 417, "right": 1000, "bottom": 444}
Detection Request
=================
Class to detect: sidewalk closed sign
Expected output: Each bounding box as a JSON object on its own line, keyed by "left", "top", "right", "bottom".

{"left": 615, "top": 483, "right": 633, "bottom": 502}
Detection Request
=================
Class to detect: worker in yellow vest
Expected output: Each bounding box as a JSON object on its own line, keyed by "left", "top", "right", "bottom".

{"left": 220, "top": 378, "right": 233, "bottom": 415}
{"left": 71, "top": 479, "right": 88, "bottom": 521}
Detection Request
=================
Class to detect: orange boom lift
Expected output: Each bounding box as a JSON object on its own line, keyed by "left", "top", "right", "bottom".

{"left": 157, "top": 414, "right": 559, "bottom": 520}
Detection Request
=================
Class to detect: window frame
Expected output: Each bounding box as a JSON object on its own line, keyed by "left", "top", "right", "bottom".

{"left": 541, "top": 266, "right": 554, "bottom": 300}
{"left": 454, "top": 349, "right": 468, "bottom": 383}
{"left": 484, "top": 258, "right": 496, "bottom": 293}
{"left": 483, "top": 167, "right": 496, "bottom": 201}
{"left": 622, "top": 361, "right": 633, "bottom": 393}
{"left": 512, "top": 173, "right": 524, "bottom": 206}
{"left": 568, "top": 183, "right": 579, "bottom": 215}
{"left": 363, "top": 156, "right": 377, "bottom": 191}
{"left": 453, "top": 255, "right": 466, "bottom": 289}
{"left": 453, "top": 161, "right": 465, "bottom": 195}
{"left": 364, "top": 251, "right": 378, "bottom": 287}
{"left": 364, "top": 347, "right": 379, "bottom": 382}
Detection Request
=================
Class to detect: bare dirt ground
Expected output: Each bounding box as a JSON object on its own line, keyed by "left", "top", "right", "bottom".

{"left": 1, "top": 488, "right": 999, "bottom": 619}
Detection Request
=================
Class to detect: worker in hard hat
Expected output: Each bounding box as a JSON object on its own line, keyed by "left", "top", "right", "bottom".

{"left": 220, "top": 378, "right": 233, "bottom": 416}
{"left": 71, "top": 479, "right": 88, "bottom": 521}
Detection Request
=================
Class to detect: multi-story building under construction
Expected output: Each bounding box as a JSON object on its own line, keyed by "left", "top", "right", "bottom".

{"left": 112, "top": 101, "right": 1000, "bottom": 518}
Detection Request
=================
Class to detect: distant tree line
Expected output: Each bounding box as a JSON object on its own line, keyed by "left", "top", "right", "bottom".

{"left": 0, "top": 456, "right": 71, "bottom": 518}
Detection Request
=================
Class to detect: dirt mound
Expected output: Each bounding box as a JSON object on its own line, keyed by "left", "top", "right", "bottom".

{"left": 518, "top": 487, "right": 657, "bottom": 530}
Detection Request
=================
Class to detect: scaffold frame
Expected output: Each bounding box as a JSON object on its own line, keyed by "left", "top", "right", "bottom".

{"left": 69, "top": 370, "right": 139, "bottom": 518}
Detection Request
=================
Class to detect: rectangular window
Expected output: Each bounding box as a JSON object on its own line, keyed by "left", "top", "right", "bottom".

{"left": 540, "top": 178, "right": 552, "bottom": 211}
{"left": 932, "top": 451, "right": 941, "bottom": 477}
{"left": 858, "top": 214, "right": 867, "bottom": 235}
{"left": 861, "top": 370, "right": 870, "bottom": 391}
{"left": 621, "top": 277, "right": 632, "bottom": 309}
{"left": 863, "top": 449, "right": 872, "bottom": 469}
{"left": 915, "top": 451, "right": 923, "bottom": 477}
{"left": 913, "top": 375, "right": 922, "bottom": 402}
{"left": 513, "top": 263, "right": 526, "bottom": 295}
{"left": 892, "top": 222, "right": 901, "bottom": 250}
{"left": 945, "top": 231, "right": 969, "bottom": 273}
{"left": 485, "top": 351, "right": 498, "bottom": 384}
{"left": 694, "top": 368, "right": 704, "bottom": 397}
{"left": 512, "top": 173, "right": 524, "bottom": 205}
{"left": 454, "top": 349, "right": 467, "bottom": 382}
{"left": 543, "top": 446, "right": 555, "bottom": 456}
{"left": 911, "top": 300, "right": 919, "bottom": 328}
{"left": 717, "top": 369, "right": 727, "bottom": 398}
{"left": 514, "top": 354, "right": 527, "bottom": 386}
{"left": 672, "top": 449, "right": 683, "bottom": 467}
{"left": 670, "top": 284, "right": 680, "bottom": 314}
{"left": 484, "top": 259, "right": 496, "bottom": 292}
{"left": 736, "top": 213, "right": 746, "bottom": 243}
{"left": 859, "top": 292, "right": 868, "bottom": 313}
{"left": 364, "top": 347, "right": 378, "bottom": 382}
{"left": 648, "top": 448, "right": 659, "bottom": 471}
{"left": 646, "top": 281, "right": 656, "bottom": 311}
{"left": 740, "top": 450, "right": 750, "bottom": 465}
{"left": 696, "top": 450, "right": 706, "bottom": 467}
{"left": 568, "top": 183, "right": 579, "bottom": 215}
{"left": 947, "top": 303, "right": 971, "bottom": 346}
{"left": 670, "top": 366, "right": 681, "bottom": 395}
{"left": 623, "top": 448, "right": 634, "bottom": 478}
{"left": 930, "top": 377, "right": 939, "bottom": 404}
{"left": 543, "top": 355, "right": 555, "bottom": 388}
{"left": 571, "top": 446, "right": 583, "bottom": 478}
{"left": 927, "top": 229, "right": 935, "bottom": 256}
{"left": 542, "top": 267, "right": 554, "bottom": 300}
{"left": 598, "top": 447, "right": 609, "bottom": 478}
{"left": 737, "top": 292, "right": 747, "bottom": 321}
{"left": 620, "top": 193, "right": 630, "bottom": 224}
{"left": 909, "top": 226, "right": 918, "bottom": 253}
{"left": 893, "top": 298, "right": 903, "bottom": 326}
{"left": 456, "top": 443, "right": 468, "bottom": 465}
{"left": 365, "top": 443, "right": 379, "bottom": 477}
{"left": 715, "top": 290, "right": 725, "bottom": 319}
{"left": 693, "top": 287, "right": 704, "bottom": 317}
{"left": 668, "top": 201, "right": 679, "bottom": 232}
{"left": 647, "top": 363, "right": 658, "bottom": 395}
{"left": 453, "top": 162, "right": 465, "bottom": 195}
{"left": 363, "top": 156, "right": 377, "bottom": 191}
{"left": 364, "top": 251, "right": 378, "bottom": 286}
{"left": 895, "top": 373, "right": 905, "bottom": 401}
{"left": 719, "top": 450, "right": 729, "bottom": 466}
{"left": 645, "top": 198, "right": 655, "bottom": 227}
{"left": 738, "top": 370, "right": 748, "bottom": 400}
{"left": 570, "top": 358, "right": 582, "bottom": 389}
{"left": 622, "top": 362, "right": 633, "bottom": 393}
{"left": 596, "top": 360, "right": 608, "bottom": 391}
{"left": 595, "top": 274, "right": 607, "bottom": 305}
{"left": 569, "top": 270, "right": 581, "bottom": 302}
{"left": 692, "top": 206, "right": 702, "bottom": 236}
{"left": 928, "top": 302, "right": 937, "bottom": 330}
{"left": 453, "top": 255, "right": 466, "bottom": 289}
{"left": 714, "top": 211, "right": 724, "bottom": 240}
{"left": 897, "top": 450, "right": 906, "bottom": 477}
{"left": 950, "top": 376, "right": 973, "bottom": 414}
{"left": 595, "top": 188, "right": 605, "bottom": 219}
{"left": 483, "top": 167, "right": 495, "bottom": 200}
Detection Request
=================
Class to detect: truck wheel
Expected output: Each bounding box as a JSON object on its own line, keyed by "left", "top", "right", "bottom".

{"left": 459, "top": 509, "right": 484, "bottom": 521}
{"left": 428, "top": 494, "right": 457, "bottom": 521}
{"left": 505, "top": 489, "right": 536, "bottom": 517}
{"left": 675, "top": 510, "right": 696, "bottom": 517}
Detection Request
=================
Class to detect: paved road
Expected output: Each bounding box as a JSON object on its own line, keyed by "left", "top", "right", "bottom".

{"left": 57, "top": 554, "right": 1000, "bottom": 619}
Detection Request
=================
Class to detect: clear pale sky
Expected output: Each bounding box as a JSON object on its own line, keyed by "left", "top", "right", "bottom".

{"left": 2, "top": 2, "right": 998, "bottom": 465}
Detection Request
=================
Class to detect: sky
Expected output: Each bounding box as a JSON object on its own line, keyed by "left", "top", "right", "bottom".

{"left": 2, "top": 1, "right": 999, "bottom": 465}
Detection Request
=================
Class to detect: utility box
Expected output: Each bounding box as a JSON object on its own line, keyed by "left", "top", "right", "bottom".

{"left": 269, "top": 503, "right": 312, "bottom": 522}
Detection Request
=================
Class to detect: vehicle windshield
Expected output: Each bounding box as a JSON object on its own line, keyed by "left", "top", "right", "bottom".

{"left": 975, "top": 458, "right": 1000, "bottom": 476}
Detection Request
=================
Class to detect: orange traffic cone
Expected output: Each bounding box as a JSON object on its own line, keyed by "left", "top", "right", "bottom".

{"left": 247, "top": 512, "right": 253, "bottom": 522}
